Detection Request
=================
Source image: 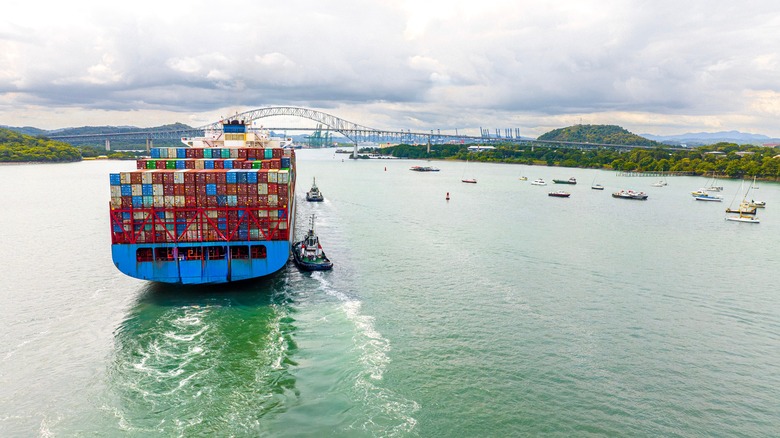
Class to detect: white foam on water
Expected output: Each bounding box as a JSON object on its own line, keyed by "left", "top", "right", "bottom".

{"left": 310, "top": 271, "right": 420, "bottom": 435}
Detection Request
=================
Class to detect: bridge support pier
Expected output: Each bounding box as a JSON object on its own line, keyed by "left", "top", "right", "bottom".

{"left": 353, "top": 142, "right": 358, "bottom": 159}
{"left": 105, "top": 139, "right": 110, "bottom": 151}
{"left": 146, "top": 138, "right": 153, "bottom": 154}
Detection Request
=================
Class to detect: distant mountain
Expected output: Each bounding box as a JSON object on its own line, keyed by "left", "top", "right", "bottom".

{"left": 641, "top": 130, "right": 780, "bottom": 146}
{"left": 538, "top": 124, "right": 658, "bottom": 147}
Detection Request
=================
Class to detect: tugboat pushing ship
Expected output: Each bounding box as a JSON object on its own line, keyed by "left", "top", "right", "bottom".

{"left": 292, "top": 215, "right": 333, "bottom": 271}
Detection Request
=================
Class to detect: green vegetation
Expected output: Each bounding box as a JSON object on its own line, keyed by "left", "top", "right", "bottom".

{"left": 0, "top": 128, "right": 142, "bottom": 162}
{"left": 538, "top": 124, "right": 659, "bottom": 147}
{"left": 0, "top": 128, "right": 81, "bottom": 162}
{"left": 377, "top": 125, "right": 780, "bottom": 179}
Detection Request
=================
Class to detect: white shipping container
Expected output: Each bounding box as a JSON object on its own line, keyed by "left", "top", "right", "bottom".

{"left": 268, "top": 195, "right": 278, "bottom": 207}
{"left": 174, "top": 170, "right": 186, "bottom": 184}
{"left": 174, "top": 196, "right": 185, "bottom": 207}
{"left": 132, "top": 184, "right": 143, "bottom": 196}
{"left": 142, "top": 171, "right": 153, "bottom": 184}
{"left": 120, "top": 172, "right": 132, "bottom": 184}
{"left": 257, "top": 183, "right": 268, "bottom": 195}
{"left": 268, "top": 169, "right": 278, "bottom": 183}
{"left": 153, "top": 184, "right": 164, "bottom": 196}
{"left": 110, "top": 186, "right": 122, "bottom": 198}
{"left": 278, "top": 170, "right": 289, "bottom": 184}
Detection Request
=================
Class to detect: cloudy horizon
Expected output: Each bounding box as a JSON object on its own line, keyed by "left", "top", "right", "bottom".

{"left": 2, "top": 0, "right": 780, "bottom": 138}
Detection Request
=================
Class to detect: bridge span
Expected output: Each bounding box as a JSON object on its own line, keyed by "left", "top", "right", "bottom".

{"left": 47, "top": 106, "right": 677, "bottom": 154}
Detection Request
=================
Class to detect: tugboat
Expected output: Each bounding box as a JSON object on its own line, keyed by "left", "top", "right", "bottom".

{"left": 292, "top": 215, "right": 333, "bottom": 271}
{"left": 306, "top": 177, "right": 324, "bottom": 202}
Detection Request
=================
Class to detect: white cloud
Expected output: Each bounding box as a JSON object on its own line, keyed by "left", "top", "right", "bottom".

{"left": 1, "top": 0, "right": 780, "bottom": 137}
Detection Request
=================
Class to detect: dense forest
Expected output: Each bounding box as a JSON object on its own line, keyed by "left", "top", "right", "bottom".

{"left": 0, "top": 128, "right": 82, "bottom": 162}
{"left": 0, "top": 128, "right": 140, "bottom": 162}
{"left": 377, "top": 125, "right": 780, "bottom": 179}
{"left": 538, "top": 124, "right": 659, "bottom": 147}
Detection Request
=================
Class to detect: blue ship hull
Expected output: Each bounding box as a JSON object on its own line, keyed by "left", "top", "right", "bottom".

{"left": 111, "top": 241, "right": 291, "bottom": 284}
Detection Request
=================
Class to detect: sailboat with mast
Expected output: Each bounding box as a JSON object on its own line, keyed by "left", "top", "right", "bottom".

{"left": 461, "top": 158, "right": 477, "bottom": 183}
{"left": 725, "top": 177, "right": 760, "bottom": 223}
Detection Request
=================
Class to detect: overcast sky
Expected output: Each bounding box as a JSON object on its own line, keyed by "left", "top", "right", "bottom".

{"left": 2, "top": 0, "right": 780, "bottom": 137}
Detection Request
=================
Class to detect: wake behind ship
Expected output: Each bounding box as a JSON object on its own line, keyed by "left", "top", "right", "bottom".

{"left": 108, "top": 120, "right": 296, "bottom": 284}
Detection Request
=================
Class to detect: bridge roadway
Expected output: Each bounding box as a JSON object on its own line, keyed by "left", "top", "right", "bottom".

{"left": 47, "top": 106, "right": 681, "bottom": 152}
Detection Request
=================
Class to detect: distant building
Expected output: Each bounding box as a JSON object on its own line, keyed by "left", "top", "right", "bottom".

{"left": 468, "top": 145, "right": 496, "bottom": 152}
{"left": 735, "top": 151, "right": 755, "bottom": 157}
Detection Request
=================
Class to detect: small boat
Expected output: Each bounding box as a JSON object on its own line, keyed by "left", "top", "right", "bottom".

{"left": 612, "top": 189, "right": 648, "bottom": 200}
{"left": 410, "top": 165, "right": 440, "bottom": 172}
{"left": 306, "top": 177, "right": 324, "bottom": 202}
{"left": 651, "top": 180, "right": 667, "bottom": 187}
{"left": 548, "top": 191, "right": 571, "bottom": 198}
{"left": 725, "top": 205, "right": 757, "bottom": 215}
{"left": 725, "top": 178, "right": 760, "bottom": 224}
{"left": 690, "top": 189, "right": 709, "bottom": 197}
{"left": 552, "top": 177, "right": 577, "bottom": 185}
{"left": 694, "top": 193, "right": 723, "bottom": 202}
{"left": 530, "top": 178, "right": 547, "bottom": 186}
{"left": 725, "top": 215, "right": 759, "bottom": 223}
{"left": 461, "top": 159, "right": 476, "bottom": 183}
{"left": 519, "top": 176, "right": 528, "bottom": 181}
{"left": 292, "top": 215, "right": 333, "bottom": 271}
{"left": 748, "top": 200, "right": 766, "bottom": 208}
{"left": 591, "top": 184, "right": 604, "bottom": 190}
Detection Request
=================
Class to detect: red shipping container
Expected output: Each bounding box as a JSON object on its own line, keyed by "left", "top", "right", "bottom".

{"left": 184, "top": 171, "right": 196, "bottom": 184}
{"left": 258, "top": 170, "right": 268, "bottom": 183}
{"left": 217, "top": 184, "right": 227, "bottom": 195}
{"left": 214, "top": 160, "right": 224, "bottom": 169}
{"left": 174, "top": 185, "right": 185, "bottom": 196}
{"left": 152, "top": 172, "right": 164, "bottom": 184}
{"left": 273, "top": 148, "right": 283, "bottom": 158}
{"left": 226, "top": 185, "right": 237, "bottom": 195}
{"left": 215, "top": 172, "right": 226, "bottom": 184}
{"left": 136, "top": 160, "right": 145, "bottom": 170}
{"left": 156, "top": 160, "right": 166, "bottom": 169}
{"left": 131, "top": 172, "right": 143, "bottom": 184}
{"left": 238, "top": 184, "right": 248, "bottom": 195}
{"left": 163, "top": 172, "right": 174, "bottom": 184}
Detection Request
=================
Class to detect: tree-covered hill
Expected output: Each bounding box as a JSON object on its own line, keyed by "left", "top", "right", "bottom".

{"left": 538, "top": 124, "right": 659, "bottom": 147}
{"left": 0, "top": 128, "right": 81, "bottom": 162}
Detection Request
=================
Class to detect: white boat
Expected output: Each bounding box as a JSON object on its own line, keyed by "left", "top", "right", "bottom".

{"left": 591, "top": 184, "right": 605, "bottom": 190}
{"left": 651, "top": 180, "right": 667, "bottom": 187}
{"left": 694, "top": 193, "right": 723, "bottom": 202}
{"left": 531, "top": 178, "right": 547, "bottom": 186}
{"left": 749, "top": 200, "right": 766, "bottom": 208}
{"left": 725, "top": 178, "right": 760, "bottom": 223}
{"left": 726, "top": 215, "right": 760, "bottom": 223}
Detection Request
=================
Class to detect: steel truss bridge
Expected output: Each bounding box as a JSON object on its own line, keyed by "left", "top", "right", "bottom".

{"left": 47, "top": 106, "right": 678, "bottom": 152}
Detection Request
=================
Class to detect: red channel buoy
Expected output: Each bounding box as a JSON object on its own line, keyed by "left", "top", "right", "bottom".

{"left": 446, "top": 192, "right": 450, "bottom": 201}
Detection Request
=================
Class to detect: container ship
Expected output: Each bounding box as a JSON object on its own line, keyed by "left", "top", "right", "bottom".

{"left": 108, "top": 120, "right": 296, "bottom": 284}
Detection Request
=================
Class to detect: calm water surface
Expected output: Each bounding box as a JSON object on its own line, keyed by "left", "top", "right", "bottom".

{"left": 1, "top": 151, "right": 779, "bottom": 437}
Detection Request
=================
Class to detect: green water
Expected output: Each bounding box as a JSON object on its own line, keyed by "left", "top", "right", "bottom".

{"left": 1, "top": 152, "right": 779, "bottom": 436}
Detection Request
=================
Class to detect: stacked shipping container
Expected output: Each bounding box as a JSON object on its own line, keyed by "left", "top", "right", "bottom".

{"left": 109, "top": 148, "right": 294, "bottom": 246}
